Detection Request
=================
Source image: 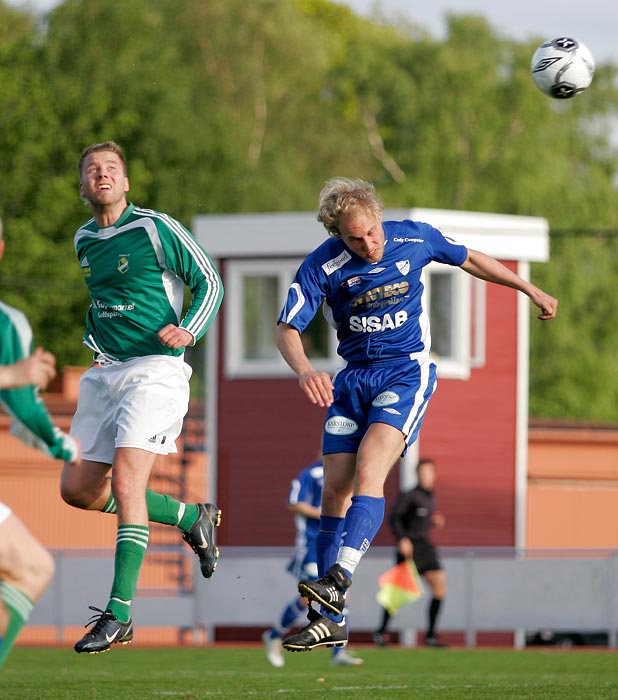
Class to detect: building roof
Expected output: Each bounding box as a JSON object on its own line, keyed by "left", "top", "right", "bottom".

{"left": 193, "top": 208, "right": 549, "bottom": 262}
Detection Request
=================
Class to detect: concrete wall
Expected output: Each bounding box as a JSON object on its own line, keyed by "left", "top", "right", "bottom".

{"left": 29, "top": 546, "right": 618, "bottom": 648}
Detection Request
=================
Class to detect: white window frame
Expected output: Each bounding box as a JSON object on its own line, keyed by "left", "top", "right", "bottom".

{"left": 224, "top": 259, "right": 339, "bottom": 378}
{"left": 224, "top": 258, "right": 485, "bottom": 380}
{"left": 425, "top": 262, "right": 472, "bottom": 379}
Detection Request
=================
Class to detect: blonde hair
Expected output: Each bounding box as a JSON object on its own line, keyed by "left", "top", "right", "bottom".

{"left": 317, "top": 177, "right": 384, "bottom": 237}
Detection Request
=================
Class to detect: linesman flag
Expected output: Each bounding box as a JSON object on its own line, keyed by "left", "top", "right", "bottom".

{"left": 376, "top": 560, "right": 425, "bottom": 615}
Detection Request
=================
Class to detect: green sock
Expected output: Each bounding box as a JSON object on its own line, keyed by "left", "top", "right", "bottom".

{"left": 0, "top": 582, "right": 34, "bottom": 670}
{"left": 145, "top": 491, "right": 198, "bottom": 530}
{"left": 107, "top": 525, "right": 149, "bottom": 623}
{"left": 102, "top": 490, "right": 198, "bottom": 531}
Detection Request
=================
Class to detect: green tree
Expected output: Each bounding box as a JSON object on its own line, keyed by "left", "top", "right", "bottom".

{"left": 0, "top": 2, "right": 91, "bottom": 367}
{"left": 0, "top": 0, "right": 616, "bottom": 420}
{"left": 530, "top": 233, "right": 618, "bottom": 420}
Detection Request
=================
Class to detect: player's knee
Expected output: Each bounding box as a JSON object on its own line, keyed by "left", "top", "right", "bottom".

{"left": 38, "top": 548, "right": 55, "bottom": 589}
{"left": 59, "top": 480, "right": 91, "bottom": 509}
{"left": 20, "top": 546, "right": 55, "bottom": 601}
{"left": 320, "top": 488, "right": 350, "bottom": 516}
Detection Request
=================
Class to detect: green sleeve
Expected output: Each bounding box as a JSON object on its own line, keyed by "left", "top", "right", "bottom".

{"left": 159, "top": 218, "right": 224, "bottom": 343}
{"left": 0, "top": 307, "right": 73, "bottom": 461}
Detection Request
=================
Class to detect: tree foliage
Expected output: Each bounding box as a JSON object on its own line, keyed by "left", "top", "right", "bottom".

{"left": 0, "top": 0, "right": 617, "bottom": 420}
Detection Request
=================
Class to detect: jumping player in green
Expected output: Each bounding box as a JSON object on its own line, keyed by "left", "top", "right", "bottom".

{"left": 62, "top": 141, "right": 224, "bottom": 654}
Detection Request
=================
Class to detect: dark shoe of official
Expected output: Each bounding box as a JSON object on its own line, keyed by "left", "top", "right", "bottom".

{"left": 282, "top": 606, "right": 348, "bottom": 652}
{"left": 182, "top": 503, "right": 222, "bottom": 578}
{"left": 373, "top": 631, "right": 389, "bottom": 647}
{"left": 298, "top": 563, "right": 351, "bottom": 615}
{"left": 74, "top": 606, "right": 133, "bottom": 654}
{"left": 424, "top": 635, "right": 449, "bottom": 648}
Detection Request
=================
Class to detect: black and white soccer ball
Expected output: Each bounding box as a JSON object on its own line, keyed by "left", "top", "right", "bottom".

{"left": 530, "top": 37, "right": 595, "bottom": 99}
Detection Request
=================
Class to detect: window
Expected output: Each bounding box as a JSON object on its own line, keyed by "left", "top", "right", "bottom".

{"left": 224, "top": 260, "right": 338, "bottom": 377}
{"left": 224, "top": 259, "right": 484, "bottom": 379}
{"left": 424, "top": 262, "right": 482, "bottom": 379}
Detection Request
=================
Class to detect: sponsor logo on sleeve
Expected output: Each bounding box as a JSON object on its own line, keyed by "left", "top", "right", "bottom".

{"left": 322, "top": 250, "right": 352, "bottom": 275}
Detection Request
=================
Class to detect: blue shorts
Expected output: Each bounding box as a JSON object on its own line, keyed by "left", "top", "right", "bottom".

{"left": 322, "top": 355, "right": 437, "bottom": 456}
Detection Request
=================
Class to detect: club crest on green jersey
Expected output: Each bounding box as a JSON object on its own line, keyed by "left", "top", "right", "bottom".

{"left": 117, "top": 255, "right": 130, "bottom": 274}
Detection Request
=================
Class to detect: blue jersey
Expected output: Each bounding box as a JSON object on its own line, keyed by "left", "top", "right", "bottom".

{"left": 287, "top": 462, "right": 323, "bottom": 579}
{"left": 278, "top": 220, "right": 467, "bottom": 362}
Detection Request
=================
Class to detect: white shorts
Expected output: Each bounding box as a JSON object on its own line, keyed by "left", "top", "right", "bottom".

{"left": 0, "top": 502, "right": 11, "bottom": 525}
{"left": 70, "top": 355, "right": 192, "bottom": 464}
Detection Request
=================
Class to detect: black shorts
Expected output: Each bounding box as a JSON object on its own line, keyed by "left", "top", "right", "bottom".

{"left": 396, "top": 539, "right": 442, "bottom": 575}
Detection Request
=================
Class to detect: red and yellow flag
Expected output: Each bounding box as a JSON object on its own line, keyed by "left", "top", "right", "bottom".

{"left": 376, "top": 560, "right": 425, "bottom": 615}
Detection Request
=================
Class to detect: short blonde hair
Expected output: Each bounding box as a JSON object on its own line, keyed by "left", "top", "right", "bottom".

{"left": 317, "top": 177, "right": 384, "bottom": 236}
{"left": 78, "top": 140, "right": 127, "bottom": 178}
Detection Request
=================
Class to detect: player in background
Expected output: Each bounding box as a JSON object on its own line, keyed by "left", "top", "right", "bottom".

{"left": 262, "top": 460, "right": 363, "bottom": 667}
{"left": 277, "top": 177, "right": 557, "bottom": 651}
{"left": 0, "top": 218, "right": 79, "bottom": 465}
{"left": 0, "top": 349, "right": 56, "bottom": 391}
{"left": 0, "top": 217, "right": 74, "bottom": 669}
{"left": 61, "top": 141, "right": 224, "bottom": 654}
{"left": 374, "top": 458, "right": 448, "bottom": 648}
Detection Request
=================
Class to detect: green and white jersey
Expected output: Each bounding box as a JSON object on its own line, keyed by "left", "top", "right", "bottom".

{"left": 74, "top": 204, "right": 223, "bottom": 361}
{"left": 0, "top": 301, "right": 74, "bottom": 461}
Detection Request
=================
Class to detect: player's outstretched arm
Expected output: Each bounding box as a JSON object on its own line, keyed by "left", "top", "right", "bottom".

{"left": 276, "top": 323, "right": 334, "bottom": 407}
{"left": 460, "top": 248, "right": 558, "bottom": 320}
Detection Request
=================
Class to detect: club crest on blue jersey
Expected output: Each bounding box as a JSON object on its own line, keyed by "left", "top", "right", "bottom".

{"left": 396, "top": 260, "right": 410, "bottom": 276}
{"left": 117, "top": 255, "right": 130, "bottom": 274}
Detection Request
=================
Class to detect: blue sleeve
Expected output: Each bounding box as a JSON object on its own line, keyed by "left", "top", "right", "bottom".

{"left": 288, "top": 470, "right": 311, "bottom": 506}
{"left": 277, "top": 258, "right": 326, "bottom": 334}
{"left": 420, "top": 223, "right": 468, "bottom": 266}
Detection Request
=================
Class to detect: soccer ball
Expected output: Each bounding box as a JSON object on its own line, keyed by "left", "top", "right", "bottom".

{"left": 530, "top": 37, "right": 595, "bottom": 99}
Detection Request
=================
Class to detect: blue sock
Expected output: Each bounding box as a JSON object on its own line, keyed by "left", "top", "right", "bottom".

{"left": 271, "top": 597, "right": 306, "bottom": 637}
{"left": 337, "top": 495, "right": 385, "bottom": 578}
{"left": 316, "top": 516, "right": 344, "bottom": 577}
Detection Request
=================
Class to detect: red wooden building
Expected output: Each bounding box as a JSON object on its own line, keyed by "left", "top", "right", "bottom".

{"left": 194, "top": 208, "right": 550, "bottom": 551}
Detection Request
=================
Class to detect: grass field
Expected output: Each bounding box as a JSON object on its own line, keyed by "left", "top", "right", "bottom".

{"left": 2, "top": 645, "right": 617, "bottom": 700}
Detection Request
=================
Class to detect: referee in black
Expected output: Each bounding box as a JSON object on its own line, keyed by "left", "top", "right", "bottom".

{"left": 374, "top": 457, "right": 448, "bottom": 648}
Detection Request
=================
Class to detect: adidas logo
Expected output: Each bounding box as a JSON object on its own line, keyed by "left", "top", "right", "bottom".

{"left": 324, "top": 585, "right": 339, "bottom": 602}
{"left": 308, "top": 620, "right": 335, "bottom": 643}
